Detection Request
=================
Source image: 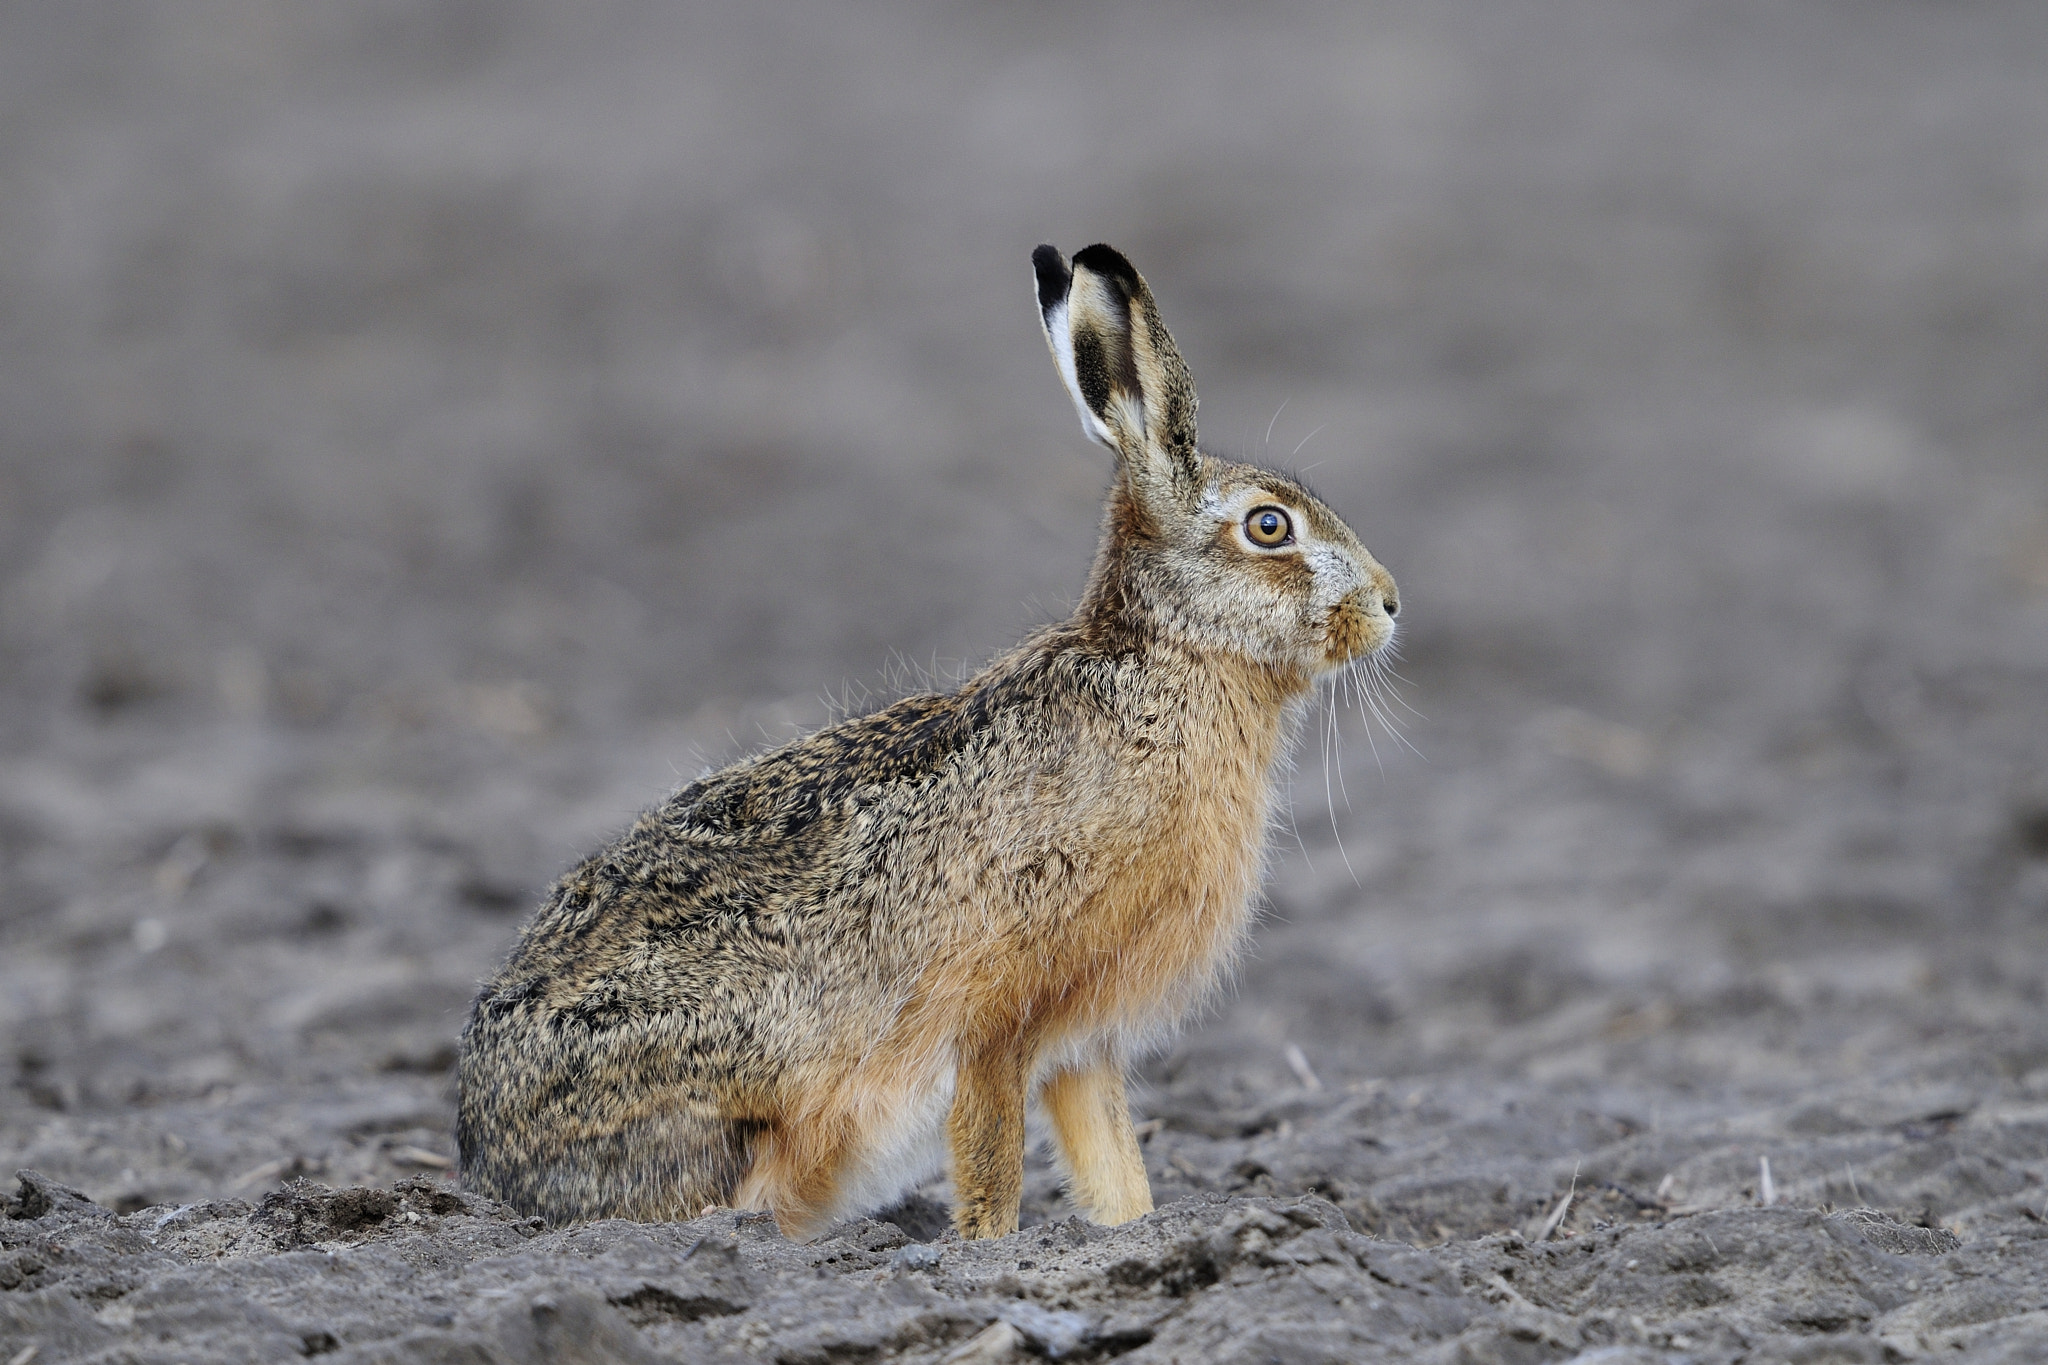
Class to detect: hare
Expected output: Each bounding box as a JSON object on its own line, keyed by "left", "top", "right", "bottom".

{"left": 456, "top": 243, "right": 1399, "bottom": 1241}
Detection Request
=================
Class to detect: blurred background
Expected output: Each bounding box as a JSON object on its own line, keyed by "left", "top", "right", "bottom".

{"left": 3, "top": 0, "right": 2047, "bottom": 1220}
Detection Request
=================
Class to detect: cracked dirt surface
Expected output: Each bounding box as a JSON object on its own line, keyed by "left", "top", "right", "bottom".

{"left": 4, "top": 1, "right": 2048, "bottom": 1361}
{"left": 4, "top": 1170, "right": 2033, "bottom": 1363}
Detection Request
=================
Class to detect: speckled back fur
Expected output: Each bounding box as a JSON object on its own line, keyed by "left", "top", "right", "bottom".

{"left": 457, "top": 243, "right": 1399, "bottom": 1240}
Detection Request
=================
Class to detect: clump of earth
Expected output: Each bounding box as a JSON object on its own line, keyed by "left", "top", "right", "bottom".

{"left": 4, "top": 1, "right": 2048, "bottom": 1361}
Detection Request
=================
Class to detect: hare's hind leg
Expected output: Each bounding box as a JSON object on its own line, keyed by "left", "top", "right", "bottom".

{"left": 624, "top": 1111, "right": 763, "bottom": 1220}
{"left": 734, "top": 1114, "right": 861, "bottom": 1243}
{"left": 1042, "top": 1057, "right": 1152, "bottom": 1225}
{"left": 473, "top": 1109, "right": 758, "bottom": 1224}
{"left": 948, "top": 1038, "right": 1029, "bottom": 1238}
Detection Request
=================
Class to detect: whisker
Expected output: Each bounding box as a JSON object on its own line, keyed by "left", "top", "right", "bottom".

{"left": 1265, "top": 397, "right": 1290, "bottom": 447}
{"left": 1326, "top": 669, "right": 1363, "bottom": 798}
{"left": 1363, "top": 691, "right": 1402, "bottom": 741}
{"left": 1356, "top": 657, "right": 1392, "bottom": 725}
{"left": 1320, "top": 686, "right": 1361, "bottom": 886}
{"left": 1280, "top": 720, "right": 1314, "bottom": 874}
{"left": 1347, "top": 669, "right": 1385, "bottom": 782}
{"left": 1290, "top": 424, "right": 1329, "bottom": 459}
{"left": 1377, "top": 665, "right": 1427, "bottom": 720}
{"left": 1360, "top": 655, "right": 1427, "bottom": 760}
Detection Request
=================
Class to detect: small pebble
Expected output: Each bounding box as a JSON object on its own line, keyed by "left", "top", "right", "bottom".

{"left": 998, "top": 1302, "right": 1092, "bottom": 1359}
{"left": 891, "top": 1243, "right": 942, "bottom": 1271}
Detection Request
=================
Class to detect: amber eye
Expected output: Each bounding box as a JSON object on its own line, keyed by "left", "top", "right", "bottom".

{"left": 1244, "top": 506, "right": 1293, "bottom": 548}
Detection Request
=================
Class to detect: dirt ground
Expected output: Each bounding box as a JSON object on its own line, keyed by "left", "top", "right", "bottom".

{"left": 4, "top": 2, "right": 2048, "bottom": 1361}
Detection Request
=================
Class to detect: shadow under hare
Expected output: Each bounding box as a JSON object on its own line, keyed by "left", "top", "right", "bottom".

{"left": 457, "top": 244, "right": 1399, "bottom": 1240}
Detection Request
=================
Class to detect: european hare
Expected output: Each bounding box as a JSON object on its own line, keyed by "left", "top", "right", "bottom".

{"left": 457, "top": 244, "right": 1399, "bottom": 1240}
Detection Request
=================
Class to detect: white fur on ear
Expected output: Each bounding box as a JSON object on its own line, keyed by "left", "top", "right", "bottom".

{"left": 1042, "top": 294, "right": 1116, "bottom": 449}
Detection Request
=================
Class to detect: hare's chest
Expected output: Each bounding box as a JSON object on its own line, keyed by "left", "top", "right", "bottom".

{"left": 1057, "top": 747, "right": 1278, "bottom": 1022}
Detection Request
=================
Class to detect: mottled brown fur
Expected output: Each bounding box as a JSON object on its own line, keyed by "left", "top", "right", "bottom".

{"left": 457, "top": 244, "right": 1398, "bottom": 1239}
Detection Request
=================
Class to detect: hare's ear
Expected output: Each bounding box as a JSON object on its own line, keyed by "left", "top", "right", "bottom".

{"left": 1033, "top": 243, "right": 1200, "bottom": 497}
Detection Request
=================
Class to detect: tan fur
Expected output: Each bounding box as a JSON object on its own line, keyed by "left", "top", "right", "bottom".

{"left": 456, "top": 243, "right": 1398, "bottom": 1240}
{"left": 1042, "top": 1058, "right": 1151, "bottom": 1224}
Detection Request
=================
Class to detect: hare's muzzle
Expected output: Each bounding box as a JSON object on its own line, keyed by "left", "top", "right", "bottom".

{"left": 1322, "top": 577, "right": 1398, "bottom": 666}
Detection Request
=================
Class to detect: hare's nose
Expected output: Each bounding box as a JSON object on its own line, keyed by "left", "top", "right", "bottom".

{"left": 1373, "top": 574, "right": 1399, "bottom": 619}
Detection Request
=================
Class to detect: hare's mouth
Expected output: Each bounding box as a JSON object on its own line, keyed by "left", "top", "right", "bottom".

{"left": 1321, "top": 593, "right": 1393, "bottom": 667}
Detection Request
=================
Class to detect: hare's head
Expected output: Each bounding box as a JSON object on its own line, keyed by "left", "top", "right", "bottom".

{"left": 1034, "top": 244, "right": 1398, "bottom": 683}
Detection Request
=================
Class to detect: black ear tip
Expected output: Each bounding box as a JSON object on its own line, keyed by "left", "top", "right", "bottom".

{"left": 1070, "top": 243, "right": 1140, "bottom": 290}
{"left": 1032, "top": 244, "right": 1071, "bottom": 310}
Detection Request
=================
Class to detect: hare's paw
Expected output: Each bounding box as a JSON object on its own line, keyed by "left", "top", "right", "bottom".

{"left": 947, "top": 1043, "right": 1028, "bottom": 1239}
{"left": 1042, "top": 1059, "right": 1152, "bottom": 1225}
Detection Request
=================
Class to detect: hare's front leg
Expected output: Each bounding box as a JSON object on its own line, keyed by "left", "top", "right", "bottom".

{"left": 948, "top": 1039, "right": 1028, "bottom": 1238}
{"left": 1041, "top": 1057, "right": 1153, "bottom": 1224}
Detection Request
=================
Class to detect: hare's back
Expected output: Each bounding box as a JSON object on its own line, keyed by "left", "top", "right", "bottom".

{"left": 480, "top": 685, "right": 1025, "bottom": 1015}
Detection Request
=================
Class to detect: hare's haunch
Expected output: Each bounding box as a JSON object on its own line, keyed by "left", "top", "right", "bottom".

{"left": 457, "top": 244, "right": 1399, "bottom": 1240}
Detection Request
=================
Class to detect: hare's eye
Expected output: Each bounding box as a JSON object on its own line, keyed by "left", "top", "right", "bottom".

{"left": 1244, "top": 506, "right": 1293, "bottom": 548}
